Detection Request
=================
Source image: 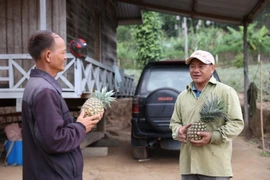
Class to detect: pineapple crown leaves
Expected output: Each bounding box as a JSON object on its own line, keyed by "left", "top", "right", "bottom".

{"left": 199, "top": 93, "right": 229, "bottom": 123}
{"left": 92, "top": 87, "right": 116, "bottom": 109}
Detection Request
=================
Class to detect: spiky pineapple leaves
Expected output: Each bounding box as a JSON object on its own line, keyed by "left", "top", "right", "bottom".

{"left": 200, "top": 93, "right": 229, "bottom": 123}
{"left": 187, "top": 93, "right": 229, "bottom": 141}
{"left": 92, "top": 87, "right": 116, "bottom": 109}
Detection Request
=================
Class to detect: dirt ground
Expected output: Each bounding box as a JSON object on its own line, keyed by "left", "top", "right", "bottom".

{"left": 0, "top": 126, "right": 269, "bottom": 180}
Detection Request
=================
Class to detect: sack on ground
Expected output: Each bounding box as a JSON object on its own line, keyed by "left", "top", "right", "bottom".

{"left": 4, "top": 123, "right": 22, "bottom": 141}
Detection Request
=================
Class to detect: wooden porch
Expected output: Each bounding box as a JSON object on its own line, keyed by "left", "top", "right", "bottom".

{"left": 0, "top": 53, "right": 135, "bottom": 99}
{"left": 0, "top": 53, "right": 135, "bottom": 149}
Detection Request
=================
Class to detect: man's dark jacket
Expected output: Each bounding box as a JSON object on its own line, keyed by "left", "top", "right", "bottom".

{"left": 22, "top": 69, "right": 86, "bottom": 180}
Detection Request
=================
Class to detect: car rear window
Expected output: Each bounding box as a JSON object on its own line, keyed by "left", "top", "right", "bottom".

{"left": 146, "top": 65, "right": 192, "bottom": 92}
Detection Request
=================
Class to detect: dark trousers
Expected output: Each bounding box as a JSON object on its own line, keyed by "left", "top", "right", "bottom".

{"left": 182, "top": 174, "right": 230, "bottom": 180}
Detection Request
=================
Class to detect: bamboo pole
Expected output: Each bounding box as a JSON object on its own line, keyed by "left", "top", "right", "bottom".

{"left": 259, "top": 54, "right": 265, "bottom": 153}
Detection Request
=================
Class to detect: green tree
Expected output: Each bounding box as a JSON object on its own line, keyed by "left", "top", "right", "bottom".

{"left": 188, "top": 27, "right": 226, "bottom": 54}
{"left": 117, "top": 26, "right": 137, "bottom": 68}
{"left": 133, "top": 11, "right": 163, "bottom": 68}
{"left": 161, "top": 37, "right": 185, "bottom": 60}
{"left": 221, "top": 23, "right": 270, "bottom": 64}
{"left": 159, "top": 14, "right": 178, "bottom": 37}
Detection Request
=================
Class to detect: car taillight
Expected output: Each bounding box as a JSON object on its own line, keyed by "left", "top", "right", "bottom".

{"left": 132, "top": 95, "right": 140, "bottom": 113}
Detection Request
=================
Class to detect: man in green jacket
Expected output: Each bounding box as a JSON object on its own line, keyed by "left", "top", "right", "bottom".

{"left": 170, "top": 50, "right": 244, "bottom": 180}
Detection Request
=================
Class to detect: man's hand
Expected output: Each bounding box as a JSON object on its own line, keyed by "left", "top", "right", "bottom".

{"left": 190, "top": 131, "right": 211, "bottom": 146}
{"left": 76, "top": 110, "right": 104, "bottom": 133}
{"left": 178, "top": 124, "right": 191, "bottom": 143}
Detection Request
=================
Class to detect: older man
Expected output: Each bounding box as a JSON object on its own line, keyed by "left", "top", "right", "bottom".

{"left": 22, "top": 30, "right": 103, "bottom": 180}
{"left": 170, "top": 50, "right": 244, "bottom": 180}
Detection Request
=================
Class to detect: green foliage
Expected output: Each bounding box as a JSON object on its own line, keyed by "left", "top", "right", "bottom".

{"left": 161, "top": 37, "right": 185, "bottom": 60}
{"left": 241, "top": 23, "right": 270, "bottom": 55}
{"left": 220, "top": 23, "right": 270, "bottom": 55}
{"left": 226, "top": 26, "right": 243, "bottom": 52}
{"left": 160, "top": 14, "right": 178, "bottom": 37}
{"left": 117, "top": 42, "right": 136, "bottom": 69}
{"left": 133, "top": 11, "right": 163, "bottom": 68}
{"left": 260, "top": 151, "right": 270, "bottom": 157}
{"left": 117, "top": 12, "right": 269, "bottom": 70}
{"left": 249, "top": 25, "right": 270, "bottom": 54}
{"left": 117, "top": 26, "right": 134, "bottom": 42}
{"left": 232, "top": 54, "right": 244, "bottom": 68}
{"left": 212, "top": 23, "right": 270, "bottom": 66}
{"left": 188, "top": 27, "right": 226, "bottom": 55}
{"left": 117, "top": 26, "right": 137, "bottom": 69}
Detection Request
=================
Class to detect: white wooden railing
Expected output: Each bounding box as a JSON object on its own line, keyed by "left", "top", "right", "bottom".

{"left": 0, "top": 53, "right": 135, "bottom": 99}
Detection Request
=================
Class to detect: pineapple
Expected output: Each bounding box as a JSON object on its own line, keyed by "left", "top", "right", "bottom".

{"left": 187, "top": 94, "right": 228, "bottom": 141}
{"left": 81, "top": 87, "right": 116, "bottom": 117}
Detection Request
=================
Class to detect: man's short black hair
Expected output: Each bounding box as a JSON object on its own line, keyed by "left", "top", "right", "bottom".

{"left": 27, "top": 30, "right": 55, "bottom": 61}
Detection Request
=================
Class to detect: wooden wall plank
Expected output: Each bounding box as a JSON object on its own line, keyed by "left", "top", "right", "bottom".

{"left": 52, "top": 0, "right": 68, "bottom": 88}
{"left": 13, "top": 0, "right": 23, "bottom": 87}
{"left": 46, "top": 0, "right": 52, "bottom": 31}
{"left": 59, "top": 0, "right": 67, "bottom": 42}
{"left": 52, "top": 0, "right": 66, "bottom": 40}
{"left": 13, "top": 0, "right": 22, "bottom": 53}
{"left": 28, "top": 0, "right": 38, "bottom": 35}
{"left": 6, "top": 0, "right": 14, "bottom": 54}
{"left": 0, "top": 0, "right": 7, "bottom": 82}
{"left": 22, "top": 0, "right": 30, "bottom": 53}
{"left": 22, "top": 0, "right": 35, "bottom": 82}
{"left": 52, "top": 0, "right": 59, "bottom": 34}
{"left": 101, "top": 0, "right": 117, "bottom": 66}
{"left": 0, "top": 0, "right": 7, "bottom": 54}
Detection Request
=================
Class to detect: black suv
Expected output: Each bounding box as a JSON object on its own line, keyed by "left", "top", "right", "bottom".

{"left": 131, "top": 60, "right": 220, "bottom": 159}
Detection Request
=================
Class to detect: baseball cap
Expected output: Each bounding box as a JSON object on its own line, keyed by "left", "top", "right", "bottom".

{"left": 185, "top": 50, "right": 215, "bottom": 65}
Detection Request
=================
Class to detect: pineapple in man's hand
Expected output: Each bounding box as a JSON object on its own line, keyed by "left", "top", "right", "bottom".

{"left": 187, "top": 94, "right": 229, "bottom": 141}
{"left": 81, "top": 87, "right": 116, "bottom": 117}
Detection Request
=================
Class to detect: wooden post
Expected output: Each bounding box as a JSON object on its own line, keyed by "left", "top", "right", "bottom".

{"left": 183, "top": 17, "right": 188, "bottom": 59}
{"left": 259, "top": 54, "right": 265, "bottom": 153}
{"left": 40, "top": 0, "right": 46, "bottom": 30}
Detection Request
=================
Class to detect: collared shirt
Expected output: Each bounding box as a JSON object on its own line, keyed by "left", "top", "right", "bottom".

{"left": 192, "top": 83, "right": 201, "bottom": 98}
{"left": 169, "top": 76, "right": 244, "bottom": 177}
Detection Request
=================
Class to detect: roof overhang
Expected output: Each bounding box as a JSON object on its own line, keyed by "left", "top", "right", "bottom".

{"left": 116, "top": 0, "right": 270, "bottom": 25}
{"left": 117, "top": 2, "right": 143, "bottom": 25}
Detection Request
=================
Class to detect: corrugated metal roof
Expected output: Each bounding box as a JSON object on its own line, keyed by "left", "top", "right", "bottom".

{"left": 116, "top": 0, "right": 269, "bottom": 25}
{"left": 117, "top": 2, "right": 142, "bottom": 25}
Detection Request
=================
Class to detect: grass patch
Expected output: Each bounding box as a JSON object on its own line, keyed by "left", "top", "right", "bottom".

{"left": 216, "top": 63, "right": 270, "bottom": 101}
{"left": 260, "top": 151, "right": 270, "bottom": 157}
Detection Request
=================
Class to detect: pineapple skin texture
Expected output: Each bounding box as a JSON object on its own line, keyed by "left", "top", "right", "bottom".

{"left": 81, "top": 97, "right": 104, "bottom": 117}
{"left": 187, "top": 121, "right": 207, "bottom": 141}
